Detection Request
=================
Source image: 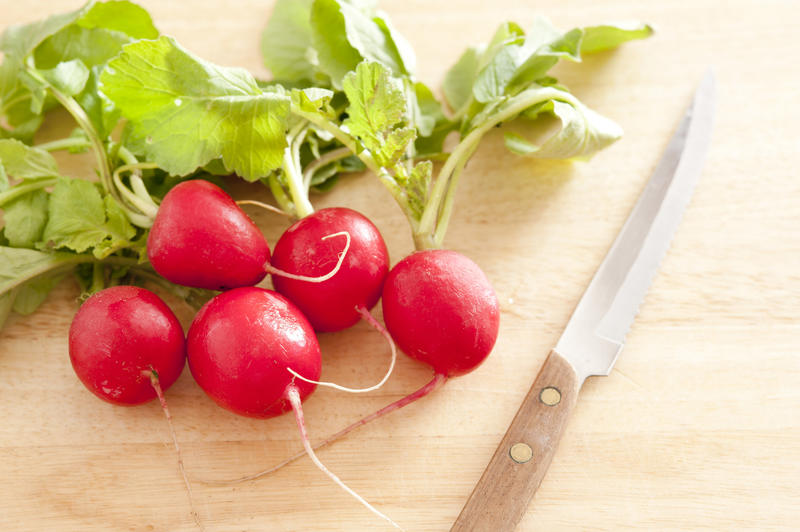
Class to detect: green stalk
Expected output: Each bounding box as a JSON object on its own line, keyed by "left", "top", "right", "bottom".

{"left": 0, "top": 178, "right": 58, "bottom": 207}
{"left": 36, "top": 137, "right": 91, "bottom": 152}
{"left": 432, "top": 151, "right": 471, "bottom": 247}
{"left": 44, "top": 86, "right": 113, "bottom": 195}
{"left": 23, "top": 65, "right": 149, "bottom": 228}
{"left": 89, "top": 262, "right": 105, "bottom": 294}
{"left": 282, "top": 122, "right": 314, "bottom": 219}
{"left": 403, "top": 78, "right": 418, "bottom": 174}
{"left": 302, "top": 146, "right": 352, "bottom": 189}
{"left": 265, "top": 175, "right": 294, "bottom": 217}
{"left": 116, "top": 145, "right": 139, "bottom": 166}
{"left": 0, "top": 92, "right": 31, "bottom": 114}
{"left": 0, "top": 254, "right": 139, "bottom": 297}
{"left": 291, "top": 106, "right": 380, "bottom": 174}
{"left": 417, "top": 87, "right": 574, "bottom": 247}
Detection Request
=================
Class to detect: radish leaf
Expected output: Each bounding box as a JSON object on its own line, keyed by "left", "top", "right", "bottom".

{"left": 100, "top": 36, "right": 290, "bottom": 180}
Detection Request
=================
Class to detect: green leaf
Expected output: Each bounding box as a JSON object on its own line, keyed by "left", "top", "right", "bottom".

{"left": 443, "top": 46, "right": 480, "bottom": 114}
{"left": 262, "top": 0, "right": 319, "bottom": 82}
{"left": 0, "top": 139, "right": 60, "bottom": 179}
{"left": 343, "top": 61, "right": 413, "bottom": 166}
{"left": 76, "top": 0, "right": 159, "bottom": 39}
{"left": 402, "top": 160, "right": 432, "bottom": 220}
{"left": 0, "top": 289, "right": 14, "bottom": 329}
{"left": 502, "top": 94, "right": 623, "bottom": 160}
{"left": 17, "top": 69, "right": 49, "bottom": 115}
{"left": 37, "top": 178, "right": 136, "bottom": 257}
{"left": 34, "top": 24, "right": 132, "bottom": 70}
{"left": 509, "top": 25, "right": 583, "bottom": 90}
{"left": 0, "top": 245, "right": 80, "bottom": 295}
{"left": 12, "top": 273, "right": 64, "bottom": 315}
{"left": 412, "top": 81, "right": 443, "bottom": 138}
{"left": 0, "top": 61, "right": 44, "bottom": 142}
{"left": 376, "top": 127, "right": 415, "bottom": 167}
{"left": 291, "top": 87, "right": 336, "bottom": 118}
{"left": 371, "top": 12, "right": 416, "bottom": 76}
{"left": 77, "top": 66, "right": 120, "bottom": 139}
{"left": 310, "top": 0, "right": 411, "bottom": 88}
{"left": 93, "top": 195, "right": 136, "bottom": 259}
{"left": 580, "top": 22, "right": 654, "bottom": 53}
{"left": 0, "top": 163, "right": 7, "bottom": 192}
{"left": 39, "top": 59, "right": 90, "bottom": 97}
{"left": 473, "top": 45, "right": 524, "bottom": 103}
{"left": 2, "top": 189, "right": 48, "bottom": 248}
{"left": 40, "top": 178, "right": 108, "bottom": 253}
{"left": 0, "top": 1, "right": 93, "bottom": 60}
{"left": 100, "top": 36, "right": 291, "bottom": 180}
{"left": 310, "top": 0, "right": 364, "bottom": 88}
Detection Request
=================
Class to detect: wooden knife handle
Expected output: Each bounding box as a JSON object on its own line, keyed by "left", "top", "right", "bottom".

{"left": 451, "top": 349, "right": 580, "bottom": 532}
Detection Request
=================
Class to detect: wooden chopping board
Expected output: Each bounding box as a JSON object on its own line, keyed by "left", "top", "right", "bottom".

{"left": 1, "top": 1, "right": 798, "bottom": 530}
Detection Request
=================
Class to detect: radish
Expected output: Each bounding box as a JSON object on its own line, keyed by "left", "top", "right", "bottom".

{"left": 205, "top": 248, "right": 500, "bottom": 486}
{"left": 147, "top": 180, "right": 350, "bottom": 291}
{"left": 68, "top": 286, "right": 202, "bottom": 529}
{"left": 151, "top": 182, "right": 395, "bottom": 393}
{"left": 69, "top": 286, "right": 186, "bottom": 406}
{"left": 186, "top": 287, "right": 402, "bottom": 529}
{"left": 381, "top": 249, "right": 500, "bottom": 377}
{"left": 270, "top": 207, "right": 389, "bottom": 333}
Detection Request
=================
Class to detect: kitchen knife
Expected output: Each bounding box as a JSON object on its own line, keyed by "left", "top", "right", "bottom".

{"left": 451, "top": 70, "right": 716, "bottom": 532}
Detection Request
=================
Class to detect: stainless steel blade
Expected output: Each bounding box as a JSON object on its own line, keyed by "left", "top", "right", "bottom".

{"left": 556, "top": 70, "right": 716, "bottom": 382}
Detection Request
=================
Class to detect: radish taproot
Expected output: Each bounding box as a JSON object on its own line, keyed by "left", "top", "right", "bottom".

{"left": 186, "top": 287, "right": 401, "bottom": 529}
{"left": 147, "top": 180, "right": 350, "bottom": 291}
{"left": 68, "top": 286, "right": 202, "bottom": 529}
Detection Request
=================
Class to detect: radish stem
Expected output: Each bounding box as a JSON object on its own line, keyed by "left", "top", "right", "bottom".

{"left": 236, "top": 199, "right": 291, "bottom": 218}
{"left": 286, "top": 305, "right": 397, "bottom": 393}
{"left": 263, "top": 231, "right": 351, "bottom": 283}
{"left": 200, "top": 373, "right": 447, "bottom": 486}
{"left": 146, "top": 370, "right": 204, "bottom": 531}
{"left": 285, "top": 385, "right": 403, "bottom": 531}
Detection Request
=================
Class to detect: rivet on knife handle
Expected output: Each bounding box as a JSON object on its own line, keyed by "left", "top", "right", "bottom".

{"left": 450, "top": 349, "right": 579, "bottom": 532}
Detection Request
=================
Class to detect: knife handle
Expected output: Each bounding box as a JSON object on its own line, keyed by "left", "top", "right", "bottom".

{"left": 451, "top": 349, "right": 580, "bottom": 532}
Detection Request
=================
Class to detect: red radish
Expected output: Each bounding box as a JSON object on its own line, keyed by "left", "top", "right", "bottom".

{"left": 147, "top": 180, "right": 350, "bottom": 291}
{"left": 68, "top": 286, "right": 202, "bottom": 529}
{"left": 206, "top": 249, "right": 499, "bottom": 486}
{"left": 69, "top": 285, "right": 185, "bottom": 405}
{"left": 187, "top": 287, "right": 401, "bottom": 529}
{"left": 148, "top": 180, "right": 270, "bottom": 291}
{"left": 270, "top": 207, "right": 389, "bottom": 332}
{"left": 381, "top": 249, "right": 500, "bottom": 377}
{"left": 186, "top": 287, "right": 320, "bottom": 418}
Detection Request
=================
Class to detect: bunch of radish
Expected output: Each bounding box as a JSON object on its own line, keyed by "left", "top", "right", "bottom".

{"left": 67, "top": 178, "right": 499, "bottom": 529}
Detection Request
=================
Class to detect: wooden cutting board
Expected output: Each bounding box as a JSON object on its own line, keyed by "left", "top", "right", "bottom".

{"left": 1, "top": 1, "right": 798, "bottom": 530}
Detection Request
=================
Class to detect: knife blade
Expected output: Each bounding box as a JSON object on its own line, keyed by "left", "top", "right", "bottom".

{"left": 450, "top": 70, "right": 716, "bottom": 532}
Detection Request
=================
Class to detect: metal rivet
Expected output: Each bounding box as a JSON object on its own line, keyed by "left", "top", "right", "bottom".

{"left": 509, "top": 442, "right": 533, "bottom": 463}
{"left": 539, "top": 386, "right": 561, "bottom": 406}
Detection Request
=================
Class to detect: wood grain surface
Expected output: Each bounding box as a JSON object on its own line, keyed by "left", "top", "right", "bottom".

{"left": 1, "top": 1, "right": 798, "bottom": 531}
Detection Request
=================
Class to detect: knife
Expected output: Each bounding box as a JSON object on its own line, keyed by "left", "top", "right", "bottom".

{"left": 450, "top": 70, "right": 716, "bottom": 532}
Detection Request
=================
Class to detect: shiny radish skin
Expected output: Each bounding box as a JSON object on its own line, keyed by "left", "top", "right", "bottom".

{"left": 68, "top": 286, "right": 186, "bottom": 406}
{"left": 270, "top": 208, "right": 389, "bottom": 332}
{"left": 381, "top": 250, "right": 500, "bottom": 377}
{"left": 147, "top": 180, "right": 270, "bottom": 291}
{"left": 187, "top": 287, "right": 320, "bottom": 418}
